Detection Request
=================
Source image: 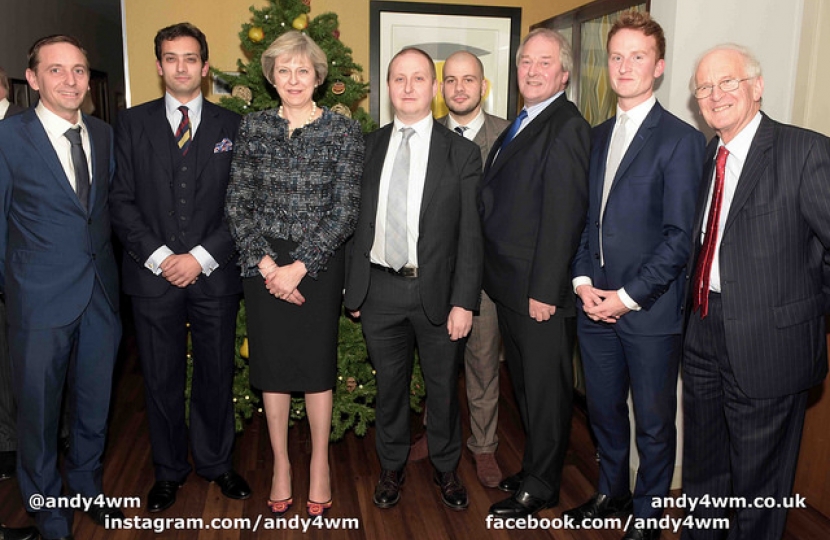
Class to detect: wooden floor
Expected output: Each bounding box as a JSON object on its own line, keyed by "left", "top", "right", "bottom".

{"left": 2, "top": 329, "right": 829, "bottom": 539}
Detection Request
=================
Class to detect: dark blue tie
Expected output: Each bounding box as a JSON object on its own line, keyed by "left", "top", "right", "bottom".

{"left": 501, "top": 109, "right": 528, "bottom": 148}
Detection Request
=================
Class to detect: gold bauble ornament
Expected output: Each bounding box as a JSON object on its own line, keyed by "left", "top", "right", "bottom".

{"left": 248, "top": 26, "right": 264, "bottom": 43}
{"left": 292, "top": 14, "right": 308, "bottom": 30}
{"left": 331, "top": 81, "right": 346, "bottom": 95}
{"left": 232, "top": 85, "right": 253, "bottom": 104}
{"left": 350, "top": 72, "right": 363, "bottom": 83}
{"left": 239, "top": 337, "right": 249, "bottom": 359}
{"left": 330, "top": 103, "right": 352, "bottom": 118}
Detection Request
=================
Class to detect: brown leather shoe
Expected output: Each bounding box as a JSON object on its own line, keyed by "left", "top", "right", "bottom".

{"left": 408, "top": 433, "right": 429, "bottom": 462}
{"left": 474, "top": 452, "right": 502, "bottom": 488}
{"left": 433, "top": 470, "right": 468, "bottom": 510}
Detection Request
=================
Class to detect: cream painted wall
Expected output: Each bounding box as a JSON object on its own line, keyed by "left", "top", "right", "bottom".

{"left": 652, "top": 0, "right": 805, "bottom": 137}
{"left": 122, "top": 0, "right": 585, "bottom": 108}
{"left": 794, "top": 0, "right": 830, "bottom": 136}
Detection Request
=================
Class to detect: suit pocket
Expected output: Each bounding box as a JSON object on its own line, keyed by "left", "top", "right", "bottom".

{"left": 773, "top": 295, "right": 824, "bottom": 328}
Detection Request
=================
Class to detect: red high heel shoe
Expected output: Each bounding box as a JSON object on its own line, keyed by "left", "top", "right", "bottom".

{"left": 267, "top": 496, "right": 293, "bottom": 516}
{"left": 306, "top": 498, "right": 332, "bottom": 517}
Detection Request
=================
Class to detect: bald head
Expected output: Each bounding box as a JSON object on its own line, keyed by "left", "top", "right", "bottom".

{"left": 441, "top": 50, "right": 487, "bottom": 123}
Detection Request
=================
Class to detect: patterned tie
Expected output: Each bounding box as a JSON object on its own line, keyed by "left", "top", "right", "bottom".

{"left": 385, "top": 127, "right": 415, "bottom": 271}
{"left": 599, "top": 113, "right": 628, "bottom": 265}
{"left": 454, "top": 126, "right": 467, "bottom": 137}
{"left": 64, "top": 126, "right": 90, "bottom": 211}
{"left": 501, "top": 109, "right": 528, "bottom": 148}
{"left": 175, "top": 105, "right": 192, "bottom": 155}
{"left": 693, "top": 146, "right": 730, "bottom": 318}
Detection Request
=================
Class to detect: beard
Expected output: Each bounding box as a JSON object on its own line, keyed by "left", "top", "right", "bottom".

{"left": 446, "top": 94, "right": 482, "bottom": 117}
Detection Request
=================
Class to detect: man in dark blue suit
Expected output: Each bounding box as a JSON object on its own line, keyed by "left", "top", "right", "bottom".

{"left": 110, "top": 23, "right": 249, "bottom": 513}
{"left": 568, "top": 13, "right": 704, "bottom": 540}
{"left": 683, "top": 44, "right": 830, "bottom": 540}
{"left": 0, "top": 35, "right": 123, "bottom": 540}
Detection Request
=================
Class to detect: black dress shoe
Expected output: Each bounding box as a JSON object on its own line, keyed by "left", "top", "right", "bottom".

{"left": 373, "top": 469, "right": 405, "bottom": 509}
{"left": 433, "top": 470, "right": 468, "bottom": 510}
{"left": 86, "top": 502, "right": 125, "bottom": 526}
{"left": 147, "top": 480, "right": 184, "bottom": 512}
{"left": 0, "top": 451, "right": 15, "bottom": 480}
{"left": 622, "top": 525, "right": 660, "bottom": 540}
{"left": 563, "top": 492, "right": 633, "bottom": 521}
{"left": 212, "top": 470, "right": 251, "bottom": 500}
{"left": 489, "top": 490, "right": 557, "bottom": 518}
{"left": 497, "top": 470, "right": 526, "bottom": 493}
{"left": 0, "top": 524, "right": 40, "bottom": 540}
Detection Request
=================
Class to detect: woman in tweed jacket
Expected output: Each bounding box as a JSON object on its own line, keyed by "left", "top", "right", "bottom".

{"left": 225, "top": 31, "right": 363, "bottom": 517}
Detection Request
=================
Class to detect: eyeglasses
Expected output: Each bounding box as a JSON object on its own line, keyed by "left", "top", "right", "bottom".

{"left": 693, "top": 77, "right": 754, "bottom": 99}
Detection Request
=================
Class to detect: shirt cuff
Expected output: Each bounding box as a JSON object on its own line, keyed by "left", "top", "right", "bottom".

{"left": 572, "top": 276, "right": 593, "bottom": 294}
{"left": 618, "top": 287, "right": 642, "bottom": 311}
{"left": 145, "top": 246, "right": 174, "bottom": 275}
{"left": 190, "top": 245, "right": 219, "bottom": 276}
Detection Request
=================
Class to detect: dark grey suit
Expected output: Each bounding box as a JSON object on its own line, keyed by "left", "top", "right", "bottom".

{"left": 682, "top": 113, "right": 830, "bottom": 540}
{"left": 345, "top": 119, "right": 483, "bottom": 471}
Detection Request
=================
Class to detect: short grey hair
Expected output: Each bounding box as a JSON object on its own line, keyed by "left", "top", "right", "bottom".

{"left": 261, "top": 31, "right": 328, "bottom": 86}
{"left": 689, "top": 43, "right": 763, "bottom": 93}
{"left": 516, "top": 28, "right": 573, "bottom": 75}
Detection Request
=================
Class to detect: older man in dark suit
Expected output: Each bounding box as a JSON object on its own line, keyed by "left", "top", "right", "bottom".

{"left": 408, "top": 50, "right": 509, "bottom": 488}
{"left": 0, "top": 35, "right": 123, "bottom": 540}
{"left": 482, "top": 28, "right": 590, "bottom": 518}
{"left": 682, "top": 44, "right": 830, "bottom": 540}
{"left": 110, "top": 23, "right": 249, "bottom": 513}
{"left": 345, "top": 47, "right": 482, "bottom": 511}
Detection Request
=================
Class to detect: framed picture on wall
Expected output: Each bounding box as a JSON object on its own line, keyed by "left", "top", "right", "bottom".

{"left": 10, "top": 78, "right": 29, "bottom": 107}
{"left": 370, "top": 1, "right": 521, "bottom": 125}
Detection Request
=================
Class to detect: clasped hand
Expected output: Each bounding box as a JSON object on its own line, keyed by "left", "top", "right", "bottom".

{"left": 576, "top": 285, "right": 630, "bottom": 323}
{"left": 258, "top": 256, "right": 307, "bottom": 305}
{"left": 160, "top": 253, "right": 201, "bottom": 288}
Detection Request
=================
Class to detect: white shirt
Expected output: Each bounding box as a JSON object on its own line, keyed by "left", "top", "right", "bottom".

{"left": 571, "top": 95, "right": 658, "bottom": 311}
{"left": 145, "top": 91, "right": 217, "bottom": 276}
{"left": 0, "top": 97, "right": 10, "bottom": 119}
{"left": 34, "top": 102, "right": 91, "bottom": 194}
{"left": 371, "top": 114, "right": 433, "bottom": 268}
{"left": 702, "top": 111, "right": 763, "bottom": 292}
{"left": 445, "top": 109, "right": 484, "bottom": 141}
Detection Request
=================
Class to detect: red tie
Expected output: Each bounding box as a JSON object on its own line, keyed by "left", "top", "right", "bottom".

{"left": 693, "top": 146, "right": 729, "bottom": 318}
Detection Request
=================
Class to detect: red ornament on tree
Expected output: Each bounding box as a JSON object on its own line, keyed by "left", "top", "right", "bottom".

{"left": 302, "top": 0, "right": 310, "bottom": 6}
{"left": 332, "top": 29, "right": 340, "bottom": 39}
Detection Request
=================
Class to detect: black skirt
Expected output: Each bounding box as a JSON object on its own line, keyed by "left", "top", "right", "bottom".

{"left": 243, "top": 238, "right": 344, "bottom": 393}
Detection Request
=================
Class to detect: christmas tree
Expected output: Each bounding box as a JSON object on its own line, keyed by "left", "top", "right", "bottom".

{"left": 201, "top": 0, "right": 426, "bottom": 440}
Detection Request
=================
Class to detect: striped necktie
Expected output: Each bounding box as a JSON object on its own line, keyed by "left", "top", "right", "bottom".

{"left": 175, "top": 105, "right": 192, "bottom": 155}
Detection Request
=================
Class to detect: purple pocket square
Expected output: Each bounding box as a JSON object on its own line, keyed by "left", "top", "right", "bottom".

{"left": 214, "top": 138, "right": 233, "bottom": 153}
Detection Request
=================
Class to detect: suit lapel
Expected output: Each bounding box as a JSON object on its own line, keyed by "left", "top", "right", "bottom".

{"left": 612, "top": 103, "right": 661, "bottom": 185}
{"left": 84, "top": 114, "right": 108, "bottom": 211}
{"left": 419, "top": 122, "right": 448, "bottom": 226}
{"left": 486, "top": 95, "right": 567, "bottom": 181}
{"left": 194, "top": 101, "right": 222, "bottom": 180}
{"left": 723, "top": 114, "right": 773, "bottom": 235}
{"left": 365, "top": 124, "right": 393, "bottom": 222}
{"left": 144, "top": 99, "right": 173, "bottom": 175}
{"left": 593, "top": 120, "right": 613, "bottom": 209}
{"left": 19, "top": 111, "right": 80, "bottom": 206}
{"left": 693, "top": 140, "right": 720, "bottom": 243}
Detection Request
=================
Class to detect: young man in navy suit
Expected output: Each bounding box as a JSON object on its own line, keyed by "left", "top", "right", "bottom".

{"left": 567, "top": 12, "right": 704, "bottom": 540}
{"left": 682, "top": 44, "right": 830, "bottom": 540}
{"left": 110, "top": 23, "right": 250, "bottom": 513}
{"left": 0, "top": 35, "right": 123, "bottom": 540}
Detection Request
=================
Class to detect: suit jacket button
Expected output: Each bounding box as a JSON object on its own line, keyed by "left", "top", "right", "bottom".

{"left": 595, "top": 221, "right": 600, "bottom": 227}
{"left": 181, "top": 182, "right": 187, "bottom": 188}
{"left": 170, "top": 236, "right": 176, "bottom": 242}
{"left": 181, "top": 166, "right": 188, "bottom": 172}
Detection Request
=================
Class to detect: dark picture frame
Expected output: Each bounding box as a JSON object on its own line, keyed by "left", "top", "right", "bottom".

{"left": 10, "top": 78, "right": 29, "bottom": 107}
{"left": 370, "top": 1, "right": 521, "bottom": 125}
